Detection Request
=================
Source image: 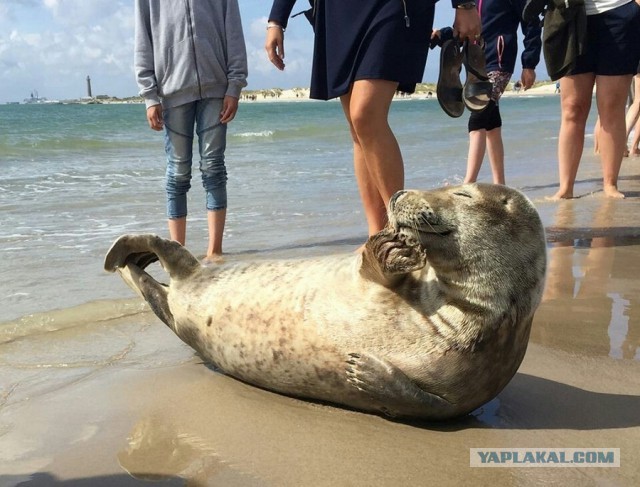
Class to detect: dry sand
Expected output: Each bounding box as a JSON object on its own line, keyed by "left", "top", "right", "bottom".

{"left": 2, "top": 154, "right": 640, "bottom": 486}
{"left": 242, "top": 81, "right": 560, "bottom": 103}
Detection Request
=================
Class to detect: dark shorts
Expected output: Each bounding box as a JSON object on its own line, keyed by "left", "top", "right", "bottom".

{"left": 311, "top": 0, "right": 435, "bottom": 99}
{"left": 570, "top": 1, "right": 640, "bottom": 76}
{"left": 468, "top": 100, "right": 502, "bottom": 132}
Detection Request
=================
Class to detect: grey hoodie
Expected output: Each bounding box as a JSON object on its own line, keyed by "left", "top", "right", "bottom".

{"left": 134, "top": 0, "right": 248, "bottom": 109}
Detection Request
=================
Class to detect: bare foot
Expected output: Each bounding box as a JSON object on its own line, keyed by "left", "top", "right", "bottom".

{"left": 603, "top": 186, "right": 625, "bottom": 199}
{"left": 202, "top": 254, "right": 224, "bottom": 266}
{"left": 631, "top": 148, "right": 640, "bottom": 157}
{"left": 546, "top": 191, "right": 574, "bottom": 201}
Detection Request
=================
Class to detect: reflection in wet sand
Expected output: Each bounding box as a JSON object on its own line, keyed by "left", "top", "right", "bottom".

{"left": 533, "top": 200, "right": 640, "bottom": 360}
{"left": 118, "top": 414, "right": 253, "bottom": 485}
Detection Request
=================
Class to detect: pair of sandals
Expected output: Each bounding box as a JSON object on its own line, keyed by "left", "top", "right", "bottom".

{"left": 436, "top": 38, "right": 492, "bottom": 118}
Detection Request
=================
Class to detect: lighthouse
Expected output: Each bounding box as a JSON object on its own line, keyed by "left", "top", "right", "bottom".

{"left": 86, "top": 75, "right": 92, "bottom": 98}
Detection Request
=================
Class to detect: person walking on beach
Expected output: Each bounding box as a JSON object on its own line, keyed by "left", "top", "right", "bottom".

{"left": 624, "top": 64, "right": 640, "bottom": 155}
{"left": 134, "top": 0, "right": 248, "bottom": 259}
{"left": 550, "top": 0, "right": 640, "bottom": 200}
{"left": 264, "top": 0, "right": 481, "bottom": 238}
{"left": 463, "top": 0, "right": 541, "bottom": 185}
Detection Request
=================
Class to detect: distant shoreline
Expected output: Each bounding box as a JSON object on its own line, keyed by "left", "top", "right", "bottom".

{"left": 3, "top": 81, "right": 560, "bottom": 106}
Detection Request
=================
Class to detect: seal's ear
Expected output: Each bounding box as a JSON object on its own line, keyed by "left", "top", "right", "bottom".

{"left": 360, "top": 229, "right": 427, "bottom": 287}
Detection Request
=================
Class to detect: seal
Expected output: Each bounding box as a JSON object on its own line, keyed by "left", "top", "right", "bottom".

{"left": 104, "top": 183, "right": 546, "bottom": 420}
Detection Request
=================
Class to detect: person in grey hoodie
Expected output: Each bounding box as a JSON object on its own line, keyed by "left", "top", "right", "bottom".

{"left": 134, "top": 0, "right": 248, "bottom": 260}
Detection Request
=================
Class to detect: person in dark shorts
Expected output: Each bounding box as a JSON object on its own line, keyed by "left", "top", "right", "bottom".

{"left": 551, "top": 0, "right": 640, "bottom": 199}
{"left": 265, "top": 0, "right": 481, "bottom": 238}
{"left": 463, "top": 0, "right": 541, "bottom": 185}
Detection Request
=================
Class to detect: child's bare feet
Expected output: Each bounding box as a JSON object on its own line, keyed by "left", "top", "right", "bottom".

{"left": 546, "top": 190, "right": 574, "bottom": 201}
{"left": 603, "top": 185, "right": 625, "bottom": 199}
{"left": 202, "top": 254, "right": 224, "bottom": 266}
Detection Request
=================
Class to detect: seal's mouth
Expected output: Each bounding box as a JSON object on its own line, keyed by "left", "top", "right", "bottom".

{"left": 389, "top": 211, "right": 454, "bottom": 238}
{"left": 388, "top": 190, "right": 456, "bottom": 239}
{"left": 397, "top": 223, "right": 453, "bottom": 238}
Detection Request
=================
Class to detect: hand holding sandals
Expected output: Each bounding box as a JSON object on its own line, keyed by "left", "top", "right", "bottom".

{"left": 452, "top": 8, "right": 482, "bottom": 44}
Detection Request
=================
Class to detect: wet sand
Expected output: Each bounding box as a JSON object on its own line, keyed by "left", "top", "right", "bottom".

{"left": 2, "top": 164, "right": 640, "bottom": 486}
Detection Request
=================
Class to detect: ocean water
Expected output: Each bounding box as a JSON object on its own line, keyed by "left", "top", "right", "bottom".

{"left": 0, "top": 95, "right": 589, "bottom": 332}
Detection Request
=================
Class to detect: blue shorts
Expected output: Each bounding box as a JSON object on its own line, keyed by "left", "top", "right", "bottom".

{"left": 570, "top": 1, "right": 640, "bottom": 76}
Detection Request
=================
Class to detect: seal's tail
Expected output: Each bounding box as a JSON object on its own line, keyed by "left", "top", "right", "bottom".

{"left": 104, "top": 235, "right": 200, "bottom": 329}
{"left": 104, "top": 234, "right": 200, "bottom": 280}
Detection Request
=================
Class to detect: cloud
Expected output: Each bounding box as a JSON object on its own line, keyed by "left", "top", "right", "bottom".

{"left": 0, "top": 2, "right": 136, "bottom": 101}
{"left": 242, "top": 16, "right": 313, "bottom": 89}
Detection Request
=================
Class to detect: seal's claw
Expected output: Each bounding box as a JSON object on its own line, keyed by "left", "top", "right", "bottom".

{"left": 346, "top": 352, "right": 454, "bottom": 418}
{"left": 345, "top": 352, "right": 388, "bottom": 397}
{"left": 368, "top": 230, "right": 426, "bottom": 275}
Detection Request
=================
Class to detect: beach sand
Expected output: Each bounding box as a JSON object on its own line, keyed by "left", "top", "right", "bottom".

{"left": 242, "top": 81, "right": 561, "bottom": 103}
{"left": 2, "top": 156, "right": 640, "bottom": 486}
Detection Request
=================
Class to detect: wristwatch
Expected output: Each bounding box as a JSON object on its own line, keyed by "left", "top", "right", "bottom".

{"left": 457, "top": 1, "right": 477, "bottom": 8}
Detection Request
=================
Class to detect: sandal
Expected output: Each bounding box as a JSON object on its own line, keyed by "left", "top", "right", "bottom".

{"left": 462, "top": 39, "right": 493, "bottom": 113}
{"left": 436, "top": 39, "right": 464, "bottom": 118}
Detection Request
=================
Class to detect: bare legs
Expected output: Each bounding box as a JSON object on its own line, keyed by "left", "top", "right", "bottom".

{"left": 340, "top": 80, "right": 403, "bottom": 236}
{"left": 168, "top": 217, "right": 187, "bottom": 246}
{"left": 596, "top": 75, "right": 632, "bottom": 198}
{"left": 464, "top": 127, "right": 505, "bottom": 184}
{"left": 206, "top": 209, "right": 226, "bottom": 257}
{"left": 552, "top": 73, "right": 630, "bottom": 199}
{"left": 168, "top": 208, "right": 225, "bottom": 259}
{"left": 552, "top": 74, "right": 594, "bottom": 200}
{"left": 631, "top": 117, "right": 640, "bottom": 155}
{"left": 625, "top": 74, "right": 640, "bottom": 141}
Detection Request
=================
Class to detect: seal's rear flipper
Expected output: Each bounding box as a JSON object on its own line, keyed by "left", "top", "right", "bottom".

{"left": 359, "top": 229, "right": 426, "bottom": 287}
{"left": 345, "top": 352, "right": 455, "bottom": 419}
{"left": 104, "top": 234, "right": 200, "bottom": 281}
{"left": 117, "top": 263, "right": 175, "bottom": 329}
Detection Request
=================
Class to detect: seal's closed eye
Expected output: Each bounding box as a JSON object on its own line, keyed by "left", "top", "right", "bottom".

{"left": 453, "top": 191, "right": 472, "bottom": 198}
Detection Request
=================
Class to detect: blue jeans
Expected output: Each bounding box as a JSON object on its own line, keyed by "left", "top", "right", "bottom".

{"left": 163, "top": 98, "right": 227, "bottom": 219}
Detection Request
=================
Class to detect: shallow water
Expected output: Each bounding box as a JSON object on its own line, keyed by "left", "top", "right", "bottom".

{"left": 2, "top": 97, "right": 640, "bottom": 486}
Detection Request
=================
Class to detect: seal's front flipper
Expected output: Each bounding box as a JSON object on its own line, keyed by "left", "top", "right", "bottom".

{"left": 359, "top": 229, "right": 426, "bottom": 287}
{"left": 346, "top": 352, "right": 454, "bottom": 419}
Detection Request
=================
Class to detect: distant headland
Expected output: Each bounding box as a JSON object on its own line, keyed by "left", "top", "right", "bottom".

{"left": 4, "top": 81, "right": 558, "bottom": 105}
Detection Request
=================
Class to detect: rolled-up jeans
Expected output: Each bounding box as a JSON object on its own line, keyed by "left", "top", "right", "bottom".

{"left": 163, "top": 98, "right": 227, "bottom": 219}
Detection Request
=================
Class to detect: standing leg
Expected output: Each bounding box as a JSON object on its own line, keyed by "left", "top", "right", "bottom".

{"left": 595, "top": 74, "right": 633, "bottom": 198}
{"left": 631, "top": 116, "right": 640, "bottom": 155}
{"left": 163, "top": 103, "right": 197, "bottom": 244}
{"left": 593, "top": 116, "right": 601, "bottom": 154}
{"left": 464, "top": 129, "right": 487, "bottom": 183}
{"left": 196, "top": 98, "right": 228, "bottom": 257}
{"left": 206, "top": 209, "right": 226, "bottom": 257}
{"left": 485, "top": 127, "right": 505, "bottom": 184}
{"left": 340, "top": 80, "right": 403, "bottom": 236}
{"left": 482, "top": 73, "right": 509, "bottom": 185}
{"left": 550, "top": 73, "right": 595, "bottom": 200}
{"left": 624, "top": 74, "right": 640, "bottom": 141}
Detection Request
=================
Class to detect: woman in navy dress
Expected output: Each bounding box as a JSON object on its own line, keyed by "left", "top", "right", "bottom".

{"left": 265, "top": 0, "right": 481, "bottom": 238}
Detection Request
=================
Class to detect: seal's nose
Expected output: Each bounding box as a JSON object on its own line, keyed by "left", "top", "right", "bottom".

{"left": 389, "top": 190, "right": 408, "bottom": 210}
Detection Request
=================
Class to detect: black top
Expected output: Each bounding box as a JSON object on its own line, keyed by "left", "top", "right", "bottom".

{"left": 269, "top": 0, "right": 442, "bottom": 100}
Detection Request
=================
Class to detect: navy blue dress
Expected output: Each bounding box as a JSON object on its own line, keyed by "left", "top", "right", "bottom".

{"left": 269, "top": 0, "right": 436, "bottom": 100}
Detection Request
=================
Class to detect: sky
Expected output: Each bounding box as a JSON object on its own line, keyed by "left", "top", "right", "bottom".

{"left": 0, "top": 0, "right": 547, "bottom": 104}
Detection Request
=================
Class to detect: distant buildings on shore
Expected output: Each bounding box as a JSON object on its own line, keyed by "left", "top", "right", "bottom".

{"left": 5, "top": 93, "right": 144, "bottom": 105}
